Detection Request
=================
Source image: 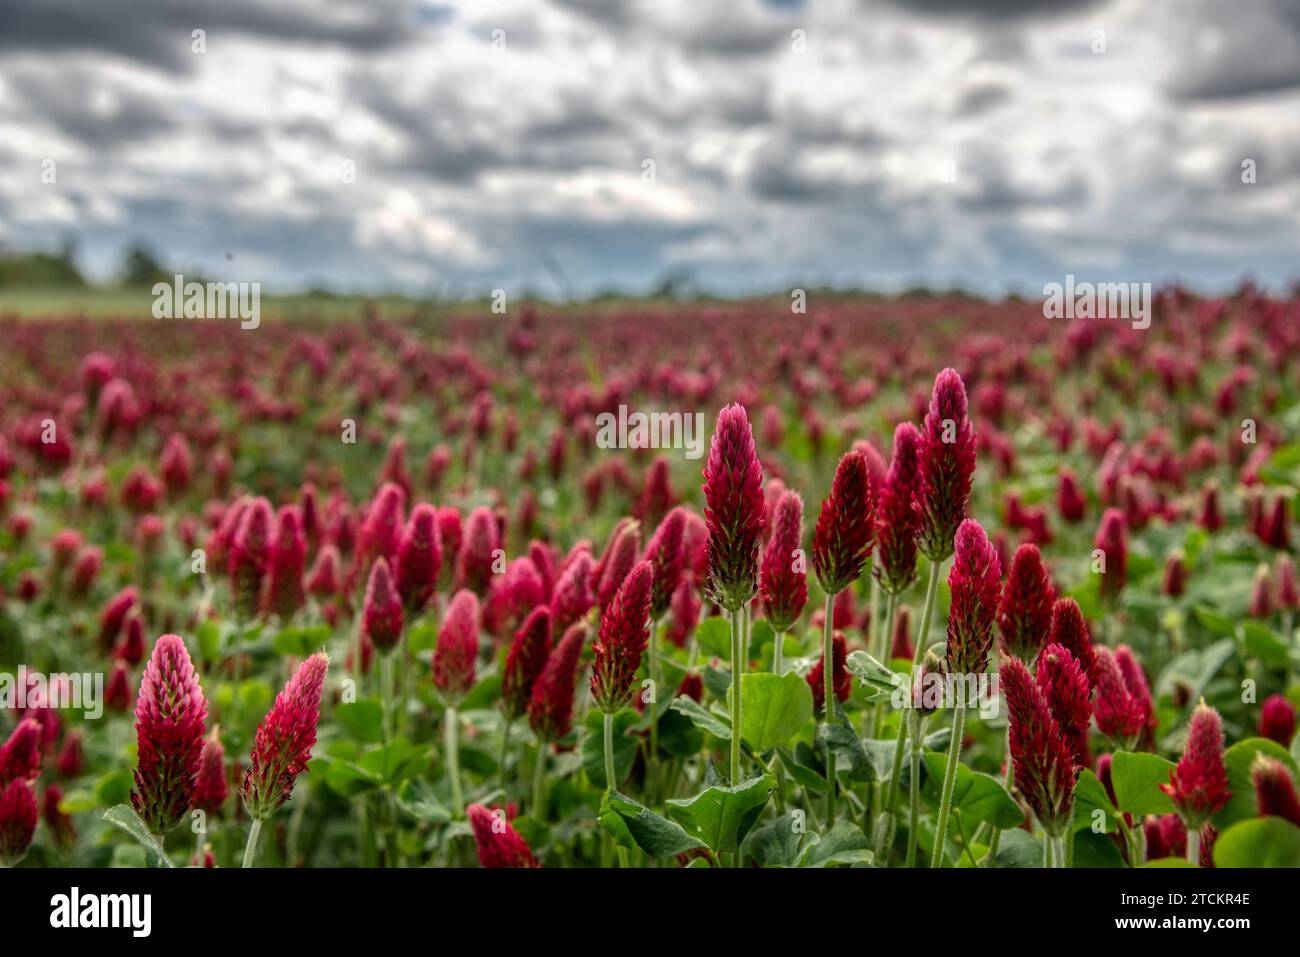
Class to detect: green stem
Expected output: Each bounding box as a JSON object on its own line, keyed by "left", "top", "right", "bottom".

{"left": 445, "top": 705, "right": 463, "bottom": 814}
{"left": 1044, "top": 831, "right": 1054, "bottom": 868}
{"left": 980, "top": 724, "right": 1014, "bottom": 865}
{"left": 241, "top": 818, "right": 263, "bottom": 869}
{"left": 648, "top": 616, "right": 660, "bottom": 777}
{"left": 496, "top": 715, "right": 514, "bottom": 788}
{"left": 532, "top": 740, "right": 547, "bottom": 818}
{"left": 929, "top": 704, "right": 967, "bottom": 869}
{"left": 1187, "top": 830, "right": 1200, "bottom": 867}
{"left": 773, "top": 628, "right": 785, "bottom": 675}
{"left": 905, "top": 712, "right": 927, "bottom": 867}
{"left": 822, "top": 592, "right": 837, "bottom": 827}
{"left": 603, "top": 710, "right": 629, "bottom": 868}
{"left": 729, "top": 606, "right": 744, "bottom": 786}
{"left": 381, "top": 652, "right": 394, "bottom": 743}
{"left": 889, "top": 559, "right": 942, "bottom": 834}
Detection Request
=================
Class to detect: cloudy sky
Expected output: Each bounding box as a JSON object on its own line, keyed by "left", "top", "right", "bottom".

{"left": 1, "top": 0, "right": 1298, "bottom": 297}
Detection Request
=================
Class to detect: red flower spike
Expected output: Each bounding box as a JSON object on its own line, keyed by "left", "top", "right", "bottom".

{"left": 590, "top": 561, "right": 654, "bottom": 713}
{"left": 528, "top": 623, "right": 588, "bottom": 742}
{"left": 395, "top": 503, "right": 442, "bottom": 614}
{"left": 306, "top": 544, "right": 343, "bottom": 598}
{"left": 228, "top": 497, "right": 273, "bottom": 620}
{"left": 1057, "top": 468, "right": 1086, "bottom": 524}
{"left": 361, "top": 482, "right": 407, "bottom": 571}
{"left": 106, "top": 660, "right": 133, "bottom": 712}
{"left": 597, "top": 519, "right": 642, "bottom": 609}
{"left": 890, "top": 604, "right": 914, "bottom": 660}
{"left": 667, "top": 574, "right": 702, "bottom": 648}
{"left": 455, "top": 506, "right": 499, "bottom": 596}
{"left": 1001, "top": 656, "right": 1076, "bottom": 836}
{"left": 702, "top": 404, "right": 766, "bottom": 611}
{"left": 241, "top": 652, "right": 329, "bottom": 821}
{"left": 193, "top": 727, "right": 228, "bottom": 816}
{"left": 1248, "top": 564, "right": 1273, "bottom": 619}
{"left": 1252, "top": 756, "right": 1300, "bottom": 827}
{"left": 264, "top": 505, "right": 306, "bottom": 620}
{"left": 1161, "top": 702, "right": 1230, "bottom": 829}
{"left": 645, "top": 507, "right": 688, "bottom": 620}
{"left": 811, "top": 449, "right": 875, "bottom": 596}
{"left": 97, "top": 585, "right": 138, "bottom": 652}
{"left": 0, "top": 778, "right": 37, "bottom": 865}
{"left": 1259, "top": 693, "right": 1296, "bottom": 747}
{"left": 43, "top": 783, "right": 76, "bottom": 849}
{"left": 1162, "top": 551, "right": 1187, "bottom": 598}
{"left": 1034, "top": 643, "right": 1092, "bottom": 767}
{"left": 550, "top": 549, "right": 596, "bottom": 634}
{"left": 1114, "top": 645, "right": 1156, "bottom": 746}
{"left": 131, "top": 634, "right": 209, "bottom": 835}
{"left": 916, "top": 368, "right": 977, "bottom": 561}
{"left": 1093, "top": 647, "right": 1147, "bottom": 749}
{"left": 0, "top": 718, "right": 42, "bottom": 785}
{"left": 997, "top": 543, "right": 1055, "bottom": 662}
{"left": 468, "top": 802, "right": 540, "bottom": 868}
{"left": 502, "top": 607, "right": 553, "bottom": 720}
{"left": 807, "top": 632, "right": 851, "bottom": 717}
{"left": 360, "top": 556, "right": 404, "bottom": 654}
{"left": 944, "top": 519, "right": 1002, "bottom": 677}
{"left": 1047, "top": 597, "right": 1096, "bottom": 681}
{"left": 1144, "top": 814, "right": 1187, "bottom": 861}
{"left": 434, "top": 589, "right": 480, "bottom": 701}
{"left": 760, "top": 490, "right": 807, "bottom": 633}
{"left": 1093, "top": 508, "right": 1128, "bottom": 607}
{"left": 874, "top": 422, "right": 922, "bottom": 595}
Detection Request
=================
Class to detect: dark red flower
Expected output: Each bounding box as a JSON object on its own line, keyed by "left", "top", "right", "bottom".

{"left": 528, "top": 623, "right": 587, "bottom": 742}
{"left": 192, "top": 728, "right": 228, "bottom": 816}
{"left": 1198, "top": 482, "right": 1224, "bottom": 532}
{"left": 106, "top": 660, "right": 133, "bottom": 712}
{"left": 645, "top": 507, "right": 688, "bottom": 620}
{"left": 434, "top": 590, "right": 480, "bottom": 701}
{"left": 56, "top": 732, "right": 84, "bottom": 778}
{"left": 916, "top": 368, "right": 977, "bottom": 561}
{"left": 0, "top": 718, "right": 42, "bottom": 785}
{"left": 702, "top": 404, "right": 766, "bottom": 611}
{"left": 1093, "top": 508, "right": 1128, "bottom": 607}
{"left": 807, "top": 632, "right": 850, "bottom": 717}
{"left": 468, "top": 802, "right": 540, "bottom": 868}
{"left": 874, "top": 422, "right": 922, "bottom": 595}
{"left": 132, "top": 634, "right": 209, "bottom": 835}
{"left": 1034, "top": 643, "right": 1092, "bottom": 767}
{"left": 502, "top": 607, "right": 553, "bottom": 720}
{"left": 306, "top": 544, "right": 343, "bottom": 598}
{"left": 97, "top": 585, "right": 138, "bottom": 652}
{"left": 759, "top": 490, "right": 807, "bottom": 633}
{"left": 1161, "top": 702, "right": 1230, "bottom": 829}
{"left": 1093, "top": 647, "right": 1147, "bottom": 749}
{"left": 228, "top": 497, "right": 273, "bottom": 620}
{"left": 394, "top": 503, "right": 442, "bottom": 614}
{"left": 264, "top": 505, "right": 306, "bottom": 620}
{"left": 890, "top": 605, "right": 914, "bottom": 660}
{"left": 550, "top": 549, "right": 596, "bottom": 634}
{"left": 1115, "top": 645, "right": 1156, "bottom": 746}
{"left": 241, "top": 652, "right": 329, "bottom": 821}
{"left": 1002, "top": 656, "right": 1076, "bottom": 836}
{"left": 43, "top": 783, "right": 76, "bottom": 849}
{"left": 0, "top": 778, "right": 37, "bottom": 865}
{"left": 1259, "top": 693, "right": 1297, "bottom": 747}
{"left": 1047, "top": 597, "right": 1096, "bottom": 681}
{"left": 1057, "top": 468, "right": 1086, "bottom": 524}
{"left": 811, "top": 450, "right": 875, "bottom": 596}
{"left": 455, "top": 506, "right": 499, "bottom": 596}
{"left": 1144, "top": 813, "right": 1187, "bottom": 860}
{"left": 590, "top": 561, "right": 654, "bottom": 712}
{"left": 997, "top": 543, "right": 1055, "bottom": 662}
{"left": 1162, "top": 551, "right": 1187, "bottom": 598}
{"left": 360, "top": 557, "right": 404, "bottom": 654}
{"left": 597, "top": 520, "right": 642, "bottom": 610}
{"left": 944, "top": 519, "right": 1002, "bottom": 677}
{"left": 667, "top": 574, "right": 702, "bottom": 648}
{"left": 1252, "top": 756, "right": 1300, "bottom": 827}
{"left": 361, "top": 482, "right": 407, "bottom": 571}
{"left": 160, "top": 433, "right": 192, "bottom": 496}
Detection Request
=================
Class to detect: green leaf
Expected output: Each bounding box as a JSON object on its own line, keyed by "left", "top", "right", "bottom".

{"left": 581, "top": 709, "right": 639, "bottom": 788}
{"left": 1213, "top": 817, "right": 1300, "bottom": 867}
{"left": 358, "top": 737, "right": 431, "bottom": 786}
{"left": 1072, "top": 769, "right": 1120, "bottom": 833}
{"left": 817, "top": 719, "right": 874, "bottom": 782}
{"left": 1239, "top": 621, "right": 1291, "bottom": 669}
{"left": 747, "top": 618, "right": 777, "bottom": 662}
{"left": 407, "top": 620, "right": 439, "bottom": 654}
{"left": 196, "top": 618, "right": 222, "bottom": 663}
{"left": 1192, "top": 605, "right": 1237, "bottom": 638}
{"left": 778, "top": 745, "right": 829, "bottom": 794}
{"left": 669, "top": 695, "right": 731, "bottom": 740}
{"left": 1216, "top": 737, "right": 1300, "bottom": 829}
{"left": 599, "top": 790, "right": 706, "bottom": 859}
{"left": 921, "top": 752, "right": 1021, "bottom": 828}
{"left": 738, "top": 672, "right": 812, "bottom": 751}
{"left": 334, "top": 699, "right": 384, "bottom": 743}
{"left": 102, "top": 804, "right": 174, "bottom": 868}
{"left": 740, "top": 813, "right": 805, "bottom": 867}
{"left": 1072, "top": 829, "right": 1125, "bottom": 868}
{"left": 695, "top": 617, "right": 732, "bottom": 659}
{"left": 394, "top": 779, "right": 451, "bottom": 823}
{"left": 271, "top": 624, "right": 331, "bottom": 659}
{"left": 992, "top": 827, "right": 1043, "bottom": 868}
{"left": 845, "top": 650, "right": 904, "bottom": 703}
{"left": 667, "top": 774, "right": 777, "bottom": 853}
{"left": 1109, "top": 751, "right": 1176, "bottom": 817}
{"left": 798, "top": 821, "right": 873, "bottom": 868}
{"left": 93, "top": 768, "right": 133, "bottom": 808}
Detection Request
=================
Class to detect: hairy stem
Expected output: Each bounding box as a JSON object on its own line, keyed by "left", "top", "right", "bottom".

{"left": 822, "top": 591, "right": 837, "bottom": 827}
{"left": 929, "top": 704, "right": 967, "bottom": 869}
{"left": 241, "top": 817, "right": 263, "bottom": 869}
{"left": 445, "top": 705, "right": 463, "bottom": 815}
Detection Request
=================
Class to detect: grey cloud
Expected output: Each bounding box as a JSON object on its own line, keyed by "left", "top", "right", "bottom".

{"left": 1164, "top": 0, "right": 1300, "bottom": 100}
{"left": 875, "top": 0, "right": 1107, "bottom": 19}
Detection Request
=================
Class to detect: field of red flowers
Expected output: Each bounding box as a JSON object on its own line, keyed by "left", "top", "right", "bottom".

{"left": 2, "top": 289, "right": 1299, "bottom": 870}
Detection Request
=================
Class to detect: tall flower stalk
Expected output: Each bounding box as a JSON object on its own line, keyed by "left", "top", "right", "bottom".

{"left": 760, "top": 490, "right": 807, "bottom": 674}
{"left": 435, "top": 590, "right": 479, "bottom": 815}
{"left": 702, "top": 404, "right": 765, "bottom": 786}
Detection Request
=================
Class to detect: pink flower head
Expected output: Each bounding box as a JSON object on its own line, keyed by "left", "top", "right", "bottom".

{"left": 229, "top": 497, "right": 273, "bottom": 620}
{"left": 241, "top": 652, "right": 329, "bottom": 821}
{"left": 1276, "top": 554, "right": 1300, "bottom": 610}
{"left": 1259, "top": 693, "right": 1296, "bottom": 747}
{"left": 944, "top": 519, "right": 1002, "bottom": 677}
{"left": 193, "top": 727, "right": 228, "bottom": 816}
{"left": 1047, "top": 597, "right": 1096, "bottom": 681}
{"left": 1114, "top": 645, "right": 1156, "bottom": 746}
{"left": 434, "top": 589, "right": 480, "bottom": 700}
{"left": 874, "top": 422, "right": 922, "bottom": 595}
{"left": 482, "top": 557, "right": 544, "bottom": 637}
{"left": 590, "top": 561, "right": 654, "bottom": 713}
{"left": 468, "top": 802, "right": 540, "bottom": 868}
{"left": 1002, "top": 656, "right": 1076, "bottom": 837}
{"left": 436, "top": 507, "right": 463, "bottom": 584}
{"left": 1162, "top": 551, "right": 1187, "bottom": 598}
{"left": 597, "top": 520, "right": 642, "bottom": 609}
{"left": 528, "top": 623, "right": 588, "bottom": 742}
{"left": 550, "top": 549, "right": 596, "bottom": 633}
{"left": 1198, "top": 482, "right": 1224, "bottom": 532}
{"left": 1161, "top": 702, "right": 1230, "bottom": 829}
{"left": 1093, "top": 508, "right": 1128, "bottom": 607}
{"left": 306, "top": 544, "right": 343, "bottom": 598}
{"left": 1249, "top": 564, "right": 1273, "bottom": 619}
{"left": 635, "top": 456, "right": 676, "bottom": 528}
{"left": 0, "top": 779, "right": 37, "bottom": 865}
{"left": 996, "top": 543, "right": 1055, "bottom": 662}
{"left": 0, "top": 718, "right": 42, "bottom": 785}
{"left": 502, "top": 607, "right": 553, "bottom": 720}
{"left": 106, "top": 660, "right": 134, "bottom": 712}
{"left": 702, "top": 403, "right": 766, "bottom": 611}
{"left": 97, "top": 585, "right": 138, "bottom": 652}
{"left": 43, "top": 782, "right": 76, "bottom": 849}
{"left": 455, "top": 506, "right": 499, "bottom": 596}
{"left": 395, "top": 503, "right": 442, "bottom": 614}
{"left": 1034, "top": 643, "right": 1092, "bottom": 768}
{"left": 361, "top": 482, "right": 407, "bottom": 571}
{"left": 1252, "top": 756, "right": 1300, "bottom": 827}
{"left": 807, "top": 632, "right": 850, "bottom": 717}
{"left": 645, "top": 507, "right": 688, "bottom": 620}
{"left": 160, "top": 433, "right": 192, "bottom": 495}
{"left": 667, "top": 574, "right": 702, "bottom": 648}
{"left": 1092, "top": 647, "right": 1148, "bottom": 749}
{"left": 916, "top": 368, "right": 977, "bottom": 561}
{"left": 760, "top": 490, "right": 808, "bottom": 633}
{"left": 361, "top": 556, "right": 405, "bottom": 654}
{"left": 811, "top": 449, "right": 875, "bottom": 596}
{"left": 528, "top": 540, "right": 556, "bottom": 602}
{"left": 264, "top": 505, "right": 306, "bottom": 620}
{"left": 132, "top": 634, "right": 209, "bottom": 835}
{"left": 1057, "top": 468, "right": 1086, "bottom": 524}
